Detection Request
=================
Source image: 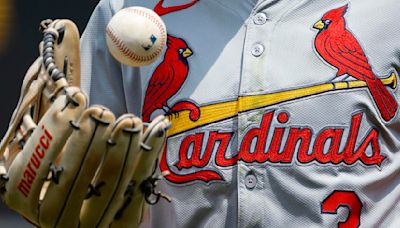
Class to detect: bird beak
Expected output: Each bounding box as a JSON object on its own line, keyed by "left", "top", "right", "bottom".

{"left": 313, "top": 20, "right": 325, "bottom": 30}
{"left": 182, "top": 48, "right": 193, "bottom": 58}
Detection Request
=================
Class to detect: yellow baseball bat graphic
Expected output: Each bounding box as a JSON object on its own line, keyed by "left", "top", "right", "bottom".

{"left": 168, "top": 73, "right": 397, "bottom": 136}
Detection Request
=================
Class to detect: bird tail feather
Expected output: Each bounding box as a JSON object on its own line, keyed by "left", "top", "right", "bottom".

{"left": 366, "top": 78, "right": 398, "bottom": 121}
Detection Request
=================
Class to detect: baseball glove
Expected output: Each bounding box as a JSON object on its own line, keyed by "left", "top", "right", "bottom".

{"left": 0, "top": 19, "right": 170, "bottom": 227}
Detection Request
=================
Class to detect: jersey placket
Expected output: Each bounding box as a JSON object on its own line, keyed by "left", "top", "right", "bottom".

{"left": 237, "top": 3, "right": 272, "bottom": 227}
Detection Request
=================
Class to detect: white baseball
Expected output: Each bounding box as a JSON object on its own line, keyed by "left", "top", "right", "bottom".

{"left": 106, "top": 7, "right": 167, "bottom": 67}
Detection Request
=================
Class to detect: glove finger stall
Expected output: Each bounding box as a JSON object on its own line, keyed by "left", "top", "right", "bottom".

{"left": 39, "top": 106, "right": 115, "bottom": 228}
{"left": 80, "top": 114, "right": 143, "bottom": 228}
{"left": 111, "top": 115, "right": 170, "bottom": 227}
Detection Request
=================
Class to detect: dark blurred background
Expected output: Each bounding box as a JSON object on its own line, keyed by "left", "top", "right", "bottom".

{"left": 0, "top": 0, "right": 99, "bottom": 226}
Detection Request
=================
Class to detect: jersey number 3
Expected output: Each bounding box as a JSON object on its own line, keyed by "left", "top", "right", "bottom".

{"left": 322, "top": 191, "right": 363, "bottom": 228}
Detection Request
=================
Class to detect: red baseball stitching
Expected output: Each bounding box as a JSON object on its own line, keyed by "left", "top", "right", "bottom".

{"left": 106, "top": 8, "right": 167, "bottom": 63}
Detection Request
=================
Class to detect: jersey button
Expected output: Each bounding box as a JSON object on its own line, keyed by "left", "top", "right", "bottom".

{"left": 251, "top": 43, "right": 264, "bottom": 57}
{"left": 245, "top": 173, "right": 257, "bottom": 189}
{"left": 253, "top": 12, "right": 267, "bottom": 25}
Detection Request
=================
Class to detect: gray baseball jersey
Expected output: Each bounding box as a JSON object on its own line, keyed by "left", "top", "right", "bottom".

{"left": 81, "top": 0, "right": 400, "bottom": 227}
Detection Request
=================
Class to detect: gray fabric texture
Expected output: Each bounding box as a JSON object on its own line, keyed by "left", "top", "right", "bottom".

{"left": 81, "top": 0, "right": 400, "bottom": 227}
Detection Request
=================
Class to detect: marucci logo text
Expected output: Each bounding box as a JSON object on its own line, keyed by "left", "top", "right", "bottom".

{"left": 18, "top": 125, "right": 53, "bottom": 197}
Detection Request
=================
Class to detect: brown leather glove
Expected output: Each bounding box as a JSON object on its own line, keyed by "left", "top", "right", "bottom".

{"left": 0, "top": 19, "right": 170, "bottom": 228}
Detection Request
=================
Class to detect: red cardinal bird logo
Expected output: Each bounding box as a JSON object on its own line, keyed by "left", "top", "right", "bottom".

{"left": 143, "top": 35, "right": 193, "bottom": 122}
{"left": 142, "top": 0, "right": 200, "bottom": 122}
{"left": 313, "top": 5, "right": 398, "bottom": 121}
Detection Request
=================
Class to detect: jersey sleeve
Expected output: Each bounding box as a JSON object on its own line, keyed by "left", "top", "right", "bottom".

{"left": 80, "top": 0, "right": 129, "bottom": 116}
